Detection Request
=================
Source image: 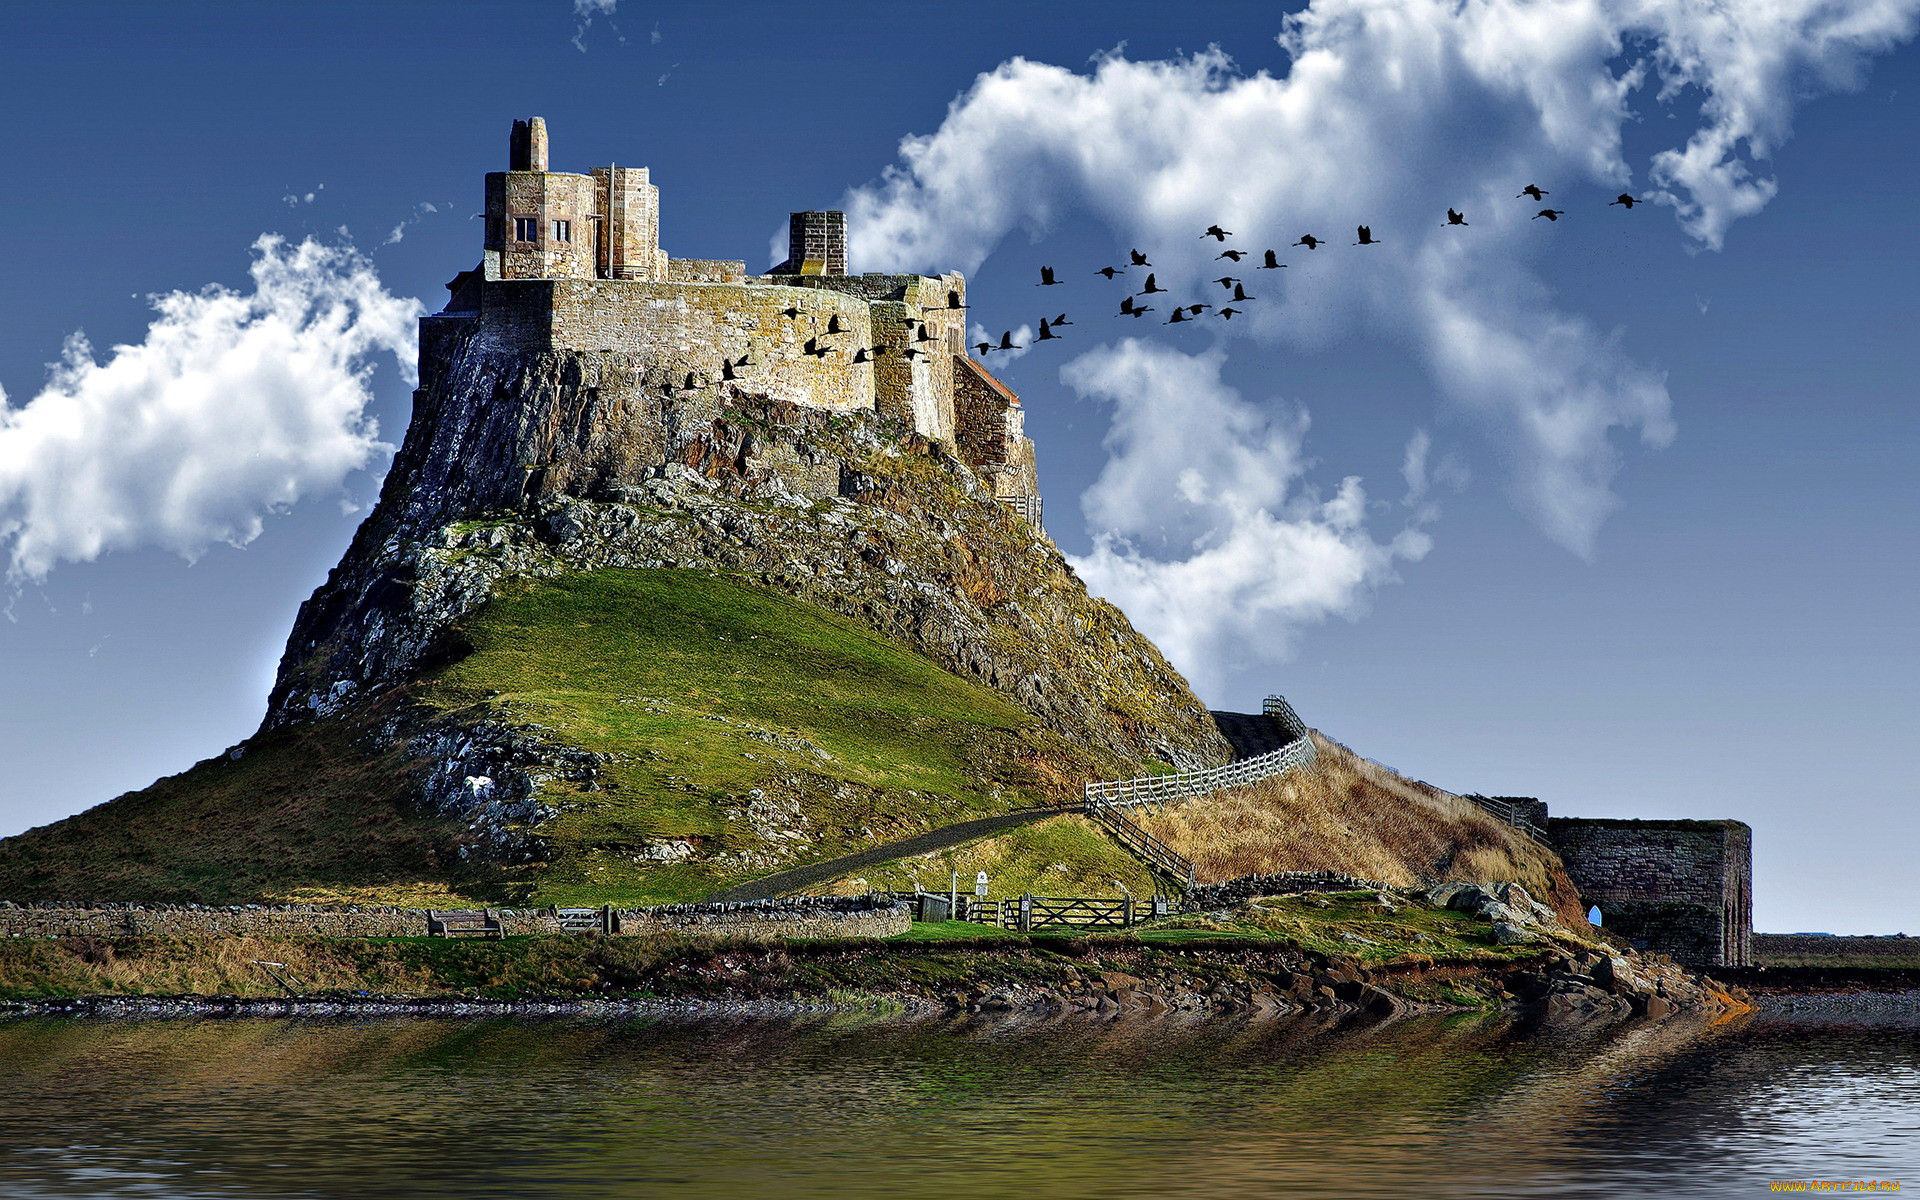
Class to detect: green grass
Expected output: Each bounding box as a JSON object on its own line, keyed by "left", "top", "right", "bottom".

{"left": 419, "top": 568, "right": 1108, "bottom": 905}
{"left": 809, "top": 814, "right": 1158, "bottom": 899}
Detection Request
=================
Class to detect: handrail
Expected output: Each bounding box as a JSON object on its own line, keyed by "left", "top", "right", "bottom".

{"left": 1084, "top": 799, "right": 1196, "bottom": 889}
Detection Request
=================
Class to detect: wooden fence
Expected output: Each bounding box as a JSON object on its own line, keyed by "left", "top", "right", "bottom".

{"left": 960, "top": 894, "right": 1163, "bottom": 931}
{"left": 1084, "top": 732, "right": 1317, "bottom": 811}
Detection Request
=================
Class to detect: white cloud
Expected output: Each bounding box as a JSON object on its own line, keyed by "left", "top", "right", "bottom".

{"left": 845, "top": 0, "right": 1917, "bottom": 562}
{"left": 1062, "top": 340, "right": 1431, "bottom": 695}
{"left": 572, "top": 0, "right": 622, "bottom": 52}
{"left": 0, "top": 236, "right": 421, "bottom": 584}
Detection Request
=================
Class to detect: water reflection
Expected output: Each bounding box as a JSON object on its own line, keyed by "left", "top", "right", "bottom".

{"left": 0, "top": 1008, "right": 1913, "bottom": 1199}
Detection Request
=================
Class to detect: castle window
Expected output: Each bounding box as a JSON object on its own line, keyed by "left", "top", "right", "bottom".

{"left": 513, "top": 216, "right": 539, "bottom": 242}
{"left": 552, "top": 219, "right": 572, "bottom": 243}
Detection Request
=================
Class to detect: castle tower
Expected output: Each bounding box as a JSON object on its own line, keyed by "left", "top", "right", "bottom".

{"left": 486, "top": 118, "right": 661, "bottom": 282}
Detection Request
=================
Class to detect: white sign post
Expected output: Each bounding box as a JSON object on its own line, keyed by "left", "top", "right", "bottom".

{"left": 974, "top": 871, "right": 989, "bottom": 898}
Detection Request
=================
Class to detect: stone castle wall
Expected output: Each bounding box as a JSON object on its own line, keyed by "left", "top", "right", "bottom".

{"left": 1548, "top": 818, "right": 1752, "bottom": 967}
{"left": 1751, "top": 933, "right": 1919, "bottom": 960}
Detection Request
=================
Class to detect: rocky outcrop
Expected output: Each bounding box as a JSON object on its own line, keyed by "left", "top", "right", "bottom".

{"left": 267, "top": 335, "right": 1232, "bottom": 778}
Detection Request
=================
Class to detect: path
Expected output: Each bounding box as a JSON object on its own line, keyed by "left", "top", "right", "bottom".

{"left": 705, "top": 807, "right": 1066, "bottom": 902}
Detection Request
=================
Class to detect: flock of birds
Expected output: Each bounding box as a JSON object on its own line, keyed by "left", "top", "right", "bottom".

{"left": 658, "top": 183, "right": 1639, "bottom": 392}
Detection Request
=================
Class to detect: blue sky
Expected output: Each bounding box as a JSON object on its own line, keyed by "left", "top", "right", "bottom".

{"left": 1, "top": 0, "right": 1915, "bottom": 933}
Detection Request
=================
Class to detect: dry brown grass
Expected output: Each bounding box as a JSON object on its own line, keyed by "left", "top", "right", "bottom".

{"left": 1137, "top": 732, "right": 1589, "bottom": 926}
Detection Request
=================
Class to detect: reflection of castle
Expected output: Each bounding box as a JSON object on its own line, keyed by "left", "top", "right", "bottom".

{"left": 435, "top": 118, "right": 1039, "bottom": 527}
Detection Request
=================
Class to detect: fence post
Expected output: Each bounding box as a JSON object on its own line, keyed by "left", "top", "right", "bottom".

{"left": 1018, "top": 895, "right": 1033, "bottom": 933}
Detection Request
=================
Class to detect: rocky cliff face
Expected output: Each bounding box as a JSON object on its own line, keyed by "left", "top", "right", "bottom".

{"left": 267, "top": 324, "right": 1233, "bottom": 796}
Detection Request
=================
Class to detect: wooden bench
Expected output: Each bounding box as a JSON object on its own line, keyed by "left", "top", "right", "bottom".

{"left": 425, "top": 909, "right": 503, "bottom": 939}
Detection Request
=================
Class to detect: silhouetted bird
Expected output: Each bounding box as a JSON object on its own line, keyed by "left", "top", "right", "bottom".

{"left": 903, "top": 347, "right": 925, "bottom": 360}
{"left": 915, "top": 325, "right": 936, "bottom": 343}
{"left": 780, "top": 305, "right": 803, "bottom": 319}
{"left": 721, "top": 361, "right": 740, "bottom": 381}
{"left": 1610, "top": 193, "right": 1639, "bottom": 209}
{"left": 1354, "top": 225, "right": 1380, "bottom": 245}
{"left": 1518, "top": 184, "right": 1549, "bottom": 201}
{"left": 1038, "top": 266, "right": 1060, "bottom": 286}
{"left": 1533, "top": 209, "right": 1565, "bottom": 221}
{"left": 1129, "top": 249, "right": 1151, "bottom": 266}
{"left": 804, "top": 337, "right": 829, "bottom": 359}
{"left": 826, "top": 314, "right": 846, "bottom": 335}
{"left": 994, "top": 330, "right": 1021, "bottom": 352}
{"left": 683, "top": 371, "right": 699, "bottom": 390}
{"left": 1051, "top": 313, "right": 1073, "bottom": 326}
{"left": 1187, "top": 303, "right": 1210, "bottom": 315}
{"left": 1035, "top": 319, "right": 1059, "bottom": 341}
{"left": 1231, "top": 283, "right": 1254, "bottom": 302}
{"left": 927, "top": 290, "right": 967, "bottom": 311}
{"left": 852, "top": 347, "right": 879, "bottom": 363}
{"left": 1213, "top": 276, "right": 1240, "bottom": 290}
{"left": 1260, "top": 249, "right": 1286, "bottom": 269}
{"left": 731, "top": 354, "right": 753, "bottom": 367}
{"left": 1446, "top": 208, "right": 1468, "bottom": 226}
{"left": 1118, "top": 295, "right": 1153, "bottom": 318}
{"left": 1167, "top": 308, "right": 1191, "bottom": 324}
{"left": 1095, "top": 266, "right": 1122, "bottom": 280}
{"left": 1217, "top": 249, "right": 1248, "bottom": 262}
{"left": 1202, "top": 225, "right": 1233, "bottom": 241}
{"left": 1138, "top": 273, "right": 1167, "bottom": 294}
{"left": 972, "top": 340, "right": 994, "bottom": 355}
{"left": 1294, "top": 234, "right": 1323, "bottom": 250}
{"left": 1218, "top": 306, "right": 1244, "bottom": 320}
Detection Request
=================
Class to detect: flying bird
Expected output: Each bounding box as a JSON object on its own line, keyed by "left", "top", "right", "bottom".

{"left": 1518, "top": 184, "right": 1549, "bottom": 200}
{"left": 1213, "top": 276, "right": 1240, "bottom": 290}
{"left": 915, "top": 325, "right": 936, "bottom": 343}
{"left": 1095, "top": 265, "right": 1123, "bottom": 280}
{"left": 720, "top": 360, "right": 740, "bottom": 381}
{"left": 1231, "top": 283, "right": 1254, "bottom": 302}
{"left": 1201, "top": 224, "right": 1233, "bottom": 241}
{"left": 851, "top": 347, "right": 880, "bottom": 363}
{"left": 803, "top": 337, "right": 829, "bottom": 359}
{"left": 1354, "top": 225, "right": 1380, "bottom": 245}
{"left": 683, "top": 371, "right": 699, "bottom": 390}
{"left": 1038, "top": 266, "right": 1060, "bottom": 286}
{"left": 1118, "top": 295, "right": 1152, "bottom": 318}
{"left": 1445, "top": 208, "right": 1468, "bottom": 226}
{"left": 1217, "top": 306, "right": 1244, "bottom": 320}
{"left": 993, "top": 330, "right": 1021, "bottom": 352}
{"left": 779, "top": 304, "right": 803, "bottom": 319}
{"left": 1533, "top": 209, "right": 1565, "bottom": 221}
{"left": 1129, "top": 249, "right": 1151, "bottom": 266}
{"left": 1167, "top": 308, "right": 1191, "bottom": 324}
{"left": 1259, "top": 249, "right": 1286, "bottom": 269}
{"left": 1050, "top": 313, "right": 1073, "bottom": 326}
{"left": 1217, "top": 248, "right": 1248, "bottom": 262}
{"left": 1293, "top": 234, "right": 1323, "bottom": 250}
{"left": 825, "top": 314, "right": 846, "bottom": 335}
{"left": 1035, "top": 319, "right": 1059, "bottom": 341}
{"left": 1138, "top": 273, "right": 1167, "bottom": 294}
{"left": 972, "top": 339, "right": 994, "bottom": 355}
{"left": 1186, "top": 303, "right": 1210, "bottom": 315}
{"left": 1610, "top": 193, "right": 1639, "bottom": 209}
{"left": 927, "top": 289, "right": 967, "bottom": 311}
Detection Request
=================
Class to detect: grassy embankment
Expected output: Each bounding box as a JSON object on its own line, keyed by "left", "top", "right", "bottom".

{"left": 0, "top": 891, "right": 1584, "bottom": 1007}
{"left": 0, "top": 569, "right": 1141, "bottom": 907}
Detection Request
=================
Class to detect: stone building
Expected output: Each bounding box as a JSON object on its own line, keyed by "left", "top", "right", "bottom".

{"left": 437, "top": 118, "right": 1041, "bottom": 526}
{"left": 1549, "top": 817, "right": 1754, "bottom": 967}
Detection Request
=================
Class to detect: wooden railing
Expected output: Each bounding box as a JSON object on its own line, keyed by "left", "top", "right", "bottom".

{"left": 1085, "top": 800, "right": 1197, "bottom": 888}
{"left": 959, "top": 894, "right": 1162, "bottom": 931}
{"left": 1084, "top": 735, "right": 1317, "bottom": 811}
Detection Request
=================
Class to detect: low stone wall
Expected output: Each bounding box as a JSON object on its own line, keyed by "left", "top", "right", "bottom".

{"left": 1754, "top": 933, "right": 1920, "bottom": 961}
{"left": 0, "top": 898, "right": 909, "bottom": 942}
{"left": 616, "top": 897, "right": 911, "bottom": 940}
{"left": 1187, "top": 872, "right": 1388, "bottom": 910}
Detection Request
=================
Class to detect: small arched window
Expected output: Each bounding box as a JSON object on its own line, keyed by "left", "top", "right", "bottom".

{"left": 1587, "top": 905, "right": 1603, "bottom": 927}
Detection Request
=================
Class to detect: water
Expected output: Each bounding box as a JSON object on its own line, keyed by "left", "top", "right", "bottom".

{"left": 0, "top": 1006, "right": 1913, "bottom": 1199}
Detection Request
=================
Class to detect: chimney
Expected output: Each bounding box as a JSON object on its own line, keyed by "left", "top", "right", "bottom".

{"left": 787, "top": 210, "right": 846, "bottom": 275}
{"left": 509, "top": 118, "right": 550, "bottom": 172}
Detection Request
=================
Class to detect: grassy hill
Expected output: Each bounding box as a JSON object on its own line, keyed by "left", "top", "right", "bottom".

{"left": 0, "top": 569, "right": 1120, "bottom": 906}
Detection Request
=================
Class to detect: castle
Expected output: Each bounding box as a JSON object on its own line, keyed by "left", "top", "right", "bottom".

{"left": 426, "top": 117, "right": 1041, "bottom": 526}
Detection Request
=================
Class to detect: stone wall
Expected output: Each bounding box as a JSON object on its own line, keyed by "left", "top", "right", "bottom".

{"left": 0, "top": 898, "right": 910, "bottom": 941}
{"left": 1548, "top": 818, "right": 1753, "bottom": 966}
{"left": 1752, "top": 933, "right": 1920, "bottom": 960}
{"left": 953, "top": 357, "right": 1039, "bottom": 508}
